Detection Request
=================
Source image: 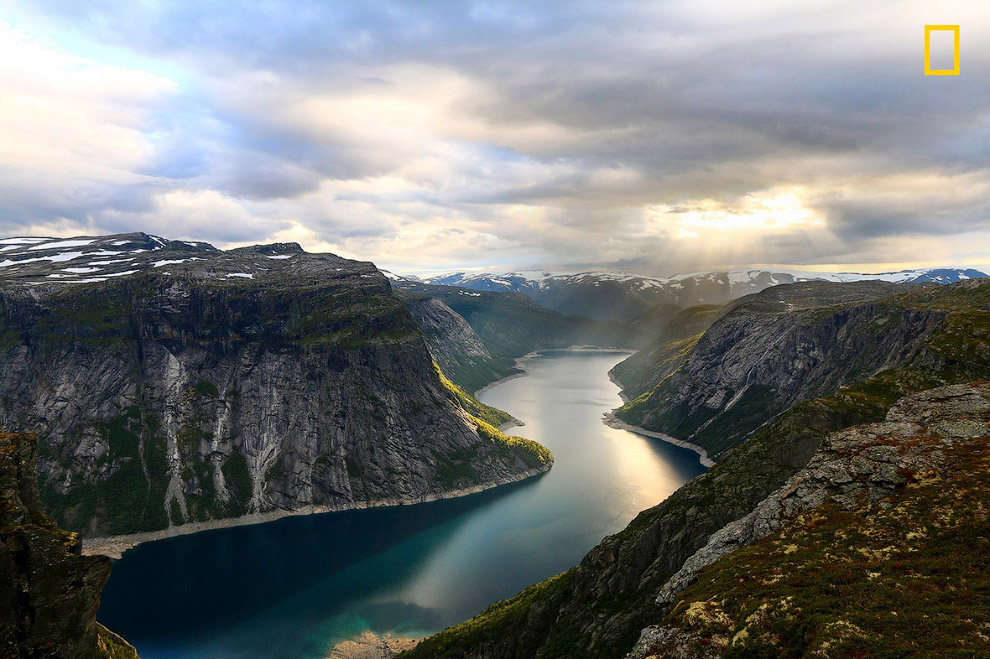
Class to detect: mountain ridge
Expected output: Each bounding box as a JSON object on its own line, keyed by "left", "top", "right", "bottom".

{"left": 0, "top": 232, "right": 553, "bottom": 543}
{"left": 399, "top": 267, "right": 988, "bottom": 323}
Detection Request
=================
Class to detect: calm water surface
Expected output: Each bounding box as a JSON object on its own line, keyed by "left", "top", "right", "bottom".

{"left": 98, "top": 350, "right": 707, "bottom": 658}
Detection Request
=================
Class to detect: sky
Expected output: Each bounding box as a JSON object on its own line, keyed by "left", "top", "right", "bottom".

{"left": 0, "top": 0, "right": 989, "bottom": 276}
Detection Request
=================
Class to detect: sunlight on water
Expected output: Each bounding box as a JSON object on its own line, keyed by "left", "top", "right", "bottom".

{"left": 99, "top": 350, "right": 707, "bottom": 658}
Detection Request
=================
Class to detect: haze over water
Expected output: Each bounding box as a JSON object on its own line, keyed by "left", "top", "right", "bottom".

{"left": 98, "top": 350, "right": 707, "bottom": 658}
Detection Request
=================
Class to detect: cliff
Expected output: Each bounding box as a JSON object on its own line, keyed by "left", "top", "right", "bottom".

{"left": 402, "top": 278, "right": 990, "bottom": 659}
{"left": 615, "top": 281, "right": 947, "bottom": 457}
{"left": 0, "top": 233, "right": 551, "bottom": 539}
{"left": 0, "top": 430, "right": 137, "bottom": 657}
{"left": 402, "top": 295, "right": 512, "bottom": 394}
{"left": 630, "top": 382, "right": 990, "bottom": 657}
{"left": 394, "top": 282, "right": 646, "bottom": 392}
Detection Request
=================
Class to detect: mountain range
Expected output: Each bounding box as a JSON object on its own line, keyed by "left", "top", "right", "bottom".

{"left": 393, "top": 268, "right": 988, "bottom": 323}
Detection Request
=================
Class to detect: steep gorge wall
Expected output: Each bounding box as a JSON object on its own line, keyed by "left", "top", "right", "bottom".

{"left": 0, "top": 269, "right": 549, "bottom": 538}
{"left": 617, "top": 282, "right": 945, "bottom": 457}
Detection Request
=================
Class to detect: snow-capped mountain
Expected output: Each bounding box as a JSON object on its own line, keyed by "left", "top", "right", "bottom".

{"left": 0, "top": 233, "right": 361, "bottom": 287}
{"left": 411, "top": 267, "right": 988, "bottom": 322}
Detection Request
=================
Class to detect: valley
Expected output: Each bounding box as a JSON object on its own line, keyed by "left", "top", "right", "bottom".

{"left": 0, "top": 232, "right": 987, "bottom": 659}
{"left": 96, "top": 350, "right": 706, "bottom": 658}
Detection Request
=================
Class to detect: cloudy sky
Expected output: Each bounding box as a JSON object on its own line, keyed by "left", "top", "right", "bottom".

{"left": 1, "top": 1, "right": 988, "bottom": 275}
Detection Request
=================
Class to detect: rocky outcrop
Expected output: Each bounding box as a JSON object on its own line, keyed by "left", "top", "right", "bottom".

{"left": 611, "top": 303, "right": 733, "bottom": 401}
{"left": 630, "top": 382, "right": 990, "bottom": 658}
{"left": 616, "top": 281, "right": 945, "bottom": 458}
{"left": 0, "top": 233, "right": 551, "bottom": 539}
{"left": 0, "top": 430, "right": 137, "bottom": 657}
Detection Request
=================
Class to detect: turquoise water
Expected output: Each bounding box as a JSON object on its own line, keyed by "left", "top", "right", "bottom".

{"left": 98, "top": 350, "right": 707, "bottom": 658}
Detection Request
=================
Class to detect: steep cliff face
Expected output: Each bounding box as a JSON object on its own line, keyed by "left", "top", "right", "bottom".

{"left": 402, "top": 279, "right": 990, "bottom": 659}
{"left": 0, "top": 233, "right": 551, "bottom": 538}
{"left": 402, "top": 295, "right": 512, "bottom": 393}
{"left": 617, "top": 281, "right": 946, "bottom": 457}
{"left": 631, "top": 382, "right": 990, "bottom": 658}
{"left": 611, "top": 303, "right": 733, "bottom": 400}
{"left": 0, "top": 430, "right": 137, "bottom": 658}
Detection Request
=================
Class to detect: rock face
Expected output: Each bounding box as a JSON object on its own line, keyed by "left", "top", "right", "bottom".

{"left": 0, "top": 430, "right": 136, "bottom": 657}
{"left": 616, "top": 281, "right": 945, "bottom": 457}
{"left": 611, "top": 303, "right": 732, "bottom": 401}
{"left": 403, "top": 296, "right": 508, "bottom": 394}
{"left": 402, "top": 279, "right": 990, "bottom": 659}
{"left": 0, "top": 233, "right": 551, "bottom": 538}
{"left": 631, "top": 382, "right": 990, "bottom": 658}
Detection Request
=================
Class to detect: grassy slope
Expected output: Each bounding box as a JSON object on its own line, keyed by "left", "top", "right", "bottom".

{"left": 402, "top": 280, "right": 990, "bottom": 659}
{"left": 96, "top": 624, "right": 141, "bottom": 659}
{"left": 663, "top": 420, "right": 990, "bottom": 657}
{"left": 434, "top": 362, "right": 513, "bottom": 428}
{"left": 435, "top": 362, "right": 552, "bottom": 473}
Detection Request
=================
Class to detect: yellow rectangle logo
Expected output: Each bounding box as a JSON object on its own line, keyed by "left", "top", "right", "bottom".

{"left": 925, "top": 25, "right": 960, "bottom": 75}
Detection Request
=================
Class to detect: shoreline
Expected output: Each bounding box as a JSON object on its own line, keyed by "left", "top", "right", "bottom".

{"left": 85, "top": 346, "right": 632, "bottom": 559}
{"left": 603, "top": 411, "right": 715, "bottom": 468}
{"left": 327, "top": 631, "right": 422, "bottom": 658}
{"left": 472, "top": 350, "right": 540, "bottom": 397}
{"left": 607, "top": 369, "right": 631, "bottom": 404}
{"left": 82, "top": 464, "right": 550, "bottom": 559}
{"left": 604, "top": 357, "right": 714, "bottom": 468}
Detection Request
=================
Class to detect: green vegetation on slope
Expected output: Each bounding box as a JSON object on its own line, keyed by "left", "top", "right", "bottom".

{"left": 661, "top": 416, "right": 990, "bottom": 657}
{"left": 472, "top": 417, "right": 552, "bottom": 470}
{"left": 434, "top": 362, "right": 513, "bottom": 428}
{"left": 429, "top": 362, "right": 551, "bottom": 491}
{"left": 96, "top": 624, "right": 141, "bottom": 659}
{"left": 404, "top": 570, "right": 578, "bottom": 659}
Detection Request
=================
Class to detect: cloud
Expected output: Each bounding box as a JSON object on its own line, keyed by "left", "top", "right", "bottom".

{"left": 0, "top": 1, "right": 988, "bottom": 274}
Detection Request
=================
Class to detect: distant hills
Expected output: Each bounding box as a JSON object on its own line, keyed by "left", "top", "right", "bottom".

{"left": 386, "top": 267, "right": 989, "bottom": 322}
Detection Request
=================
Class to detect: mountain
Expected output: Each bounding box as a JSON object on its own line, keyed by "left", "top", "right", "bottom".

{"left": 393, "top": 281, "right": 646, "bottom": 392}
{"left": 400, "top": 295, "right": 511, "bottom": 396}
{"left": 611, "top": 303, "right": 735, "bottom": 400}
{"left": 402, "top": 278, "right": 990, "bottom": 659}
{"left": 413, "top": 268, "right": 988, "bottom": 323}
{"left": 0, "top": 233, "right": 551, "bottom": 539}
{"left": 613, "top": 280, "right": 952, "bottom": 458}
{"left": 0, "top": 430, "right": 138, "bottom": 657}
{"left": 631, "top": 382, "right": 990, "bottom": 657}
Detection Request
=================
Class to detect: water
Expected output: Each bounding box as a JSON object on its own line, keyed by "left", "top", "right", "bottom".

{"left": 98, "top": 350, "right": 707, "bottom": 658}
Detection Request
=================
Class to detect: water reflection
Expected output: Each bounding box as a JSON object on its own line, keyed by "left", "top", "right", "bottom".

{"left": 99, "top": 350, "right": 706, "bottom": 658}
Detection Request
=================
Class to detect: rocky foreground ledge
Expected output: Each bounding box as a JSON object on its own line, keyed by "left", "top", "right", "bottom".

{"left": 629, "top": 382, "right": 990, "bottom": 657}
{"left": 0, "top": 431, "right": 137, "bottom": 657}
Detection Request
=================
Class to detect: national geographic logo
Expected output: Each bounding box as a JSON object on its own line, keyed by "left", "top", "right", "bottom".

{"left": 924, "top": 25, "right": 960, "bottom": 75}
